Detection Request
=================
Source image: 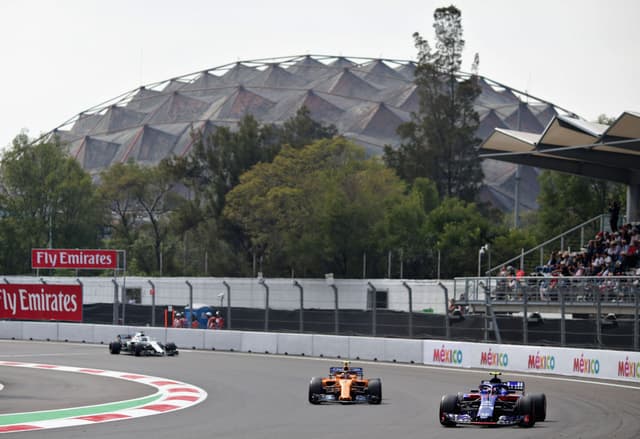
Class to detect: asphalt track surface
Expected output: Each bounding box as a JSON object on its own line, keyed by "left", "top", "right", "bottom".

{"left": 1, "top": 340, "right": 640, "bottom": 438}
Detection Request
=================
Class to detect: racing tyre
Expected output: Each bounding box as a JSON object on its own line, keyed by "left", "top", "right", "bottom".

{"left": 108, "top": 342, "right": 121, "bottom": 354}
{"left": 308, "top": 377, "right": 323, "bottom": 405}
{"left": 367, "top": 378, "right": 382, "bottom": 404}
{"left": 516, "top": 395, "right": 536, "bottom": 428}
{"left": 134, "top": 343, "right": 143, "bottom": 357}
{"left": 530, "top": 393, "right": 546, "bottom": 421}
{"left": 166, "top": 342, "right": 178, "bottom": 356}
{"left": 439, "top": 394, "right": 459, "bottom": 427}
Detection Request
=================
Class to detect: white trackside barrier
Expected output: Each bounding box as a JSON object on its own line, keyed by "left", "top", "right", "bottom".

{"left": 276, "top": 333, "right": 313, "bottom": 356}
{"left": 1, "top": 320, "right": 640, "bottom": 384}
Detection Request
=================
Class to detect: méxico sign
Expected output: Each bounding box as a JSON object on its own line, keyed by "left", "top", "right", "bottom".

{"left": 0, "top": 284, "right": 82, "bottom": 322}
{"left": 32, "top": 249, "right": 117, "bottom": 270}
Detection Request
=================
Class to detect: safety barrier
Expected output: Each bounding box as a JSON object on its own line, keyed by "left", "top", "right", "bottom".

{"left": 1, "top": 320, "right": 639, "bottom": 384}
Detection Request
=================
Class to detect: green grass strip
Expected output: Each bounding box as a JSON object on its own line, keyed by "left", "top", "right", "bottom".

{"left": 0, "top": 392, "right": 162, "bottom": 425}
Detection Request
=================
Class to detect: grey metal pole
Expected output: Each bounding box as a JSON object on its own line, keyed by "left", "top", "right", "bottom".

{"left": 362, "top": 252, "right": 366, "bottom": 279}
{"left": 185, "top": 280, "right": 193, "bottom": 328}
{"left": 560, "top": 289, "right": 566, "bottom": 347}
{"left": 635, "top": 289, "right": 639, "bottom": 351}
{"left": 148, "top": 280, "right": 156, "bottom": 327}
{"left": 330, "top": 284, "right": 338, "bottom": 334}
{"left": 293, "top": 280, "right": 304, "bottom": 333}
{"left": 222, "top": 280, "right": 231, "bottom": 330}
{"left": 111, "top": 279, "right": 119, "bottom": 325}
{"left": 438, "top": 282, "right": 450, "bottom": 340}
{"left": 596, "top": 286, "right": 602, "bottom": 348}
{"left": 121, "top": 252, "right": 127, "bottom": 325}
{"left": 522, "top": 282, "right": 528, "bottom": 345}
{"left": 483, "top": 286, "right": 489, "bottom": 342}
{"left": 402, "top": 281, "right": 413, "bottom": 338}
{"left": 367, "top": 282, "right": 377, "bottom": 337}
{"left": 75, "top": 278, "right": 83, "bottom": 322}
{"left": 259, "top": 279, "right": 269, "bottom": 332}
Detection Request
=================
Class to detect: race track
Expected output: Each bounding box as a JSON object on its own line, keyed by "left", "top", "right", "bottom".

{"left": 1, "top": 339, "right": 639, "bottom": 438}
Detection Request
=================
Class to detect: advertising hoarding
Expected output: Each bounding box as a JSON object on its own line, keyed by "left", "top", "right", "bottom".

{"left": 0, "top": 284, "right": 82, "bottom": 322}
{"left": 31, "top": 249, "right": 118, "bottom": 270}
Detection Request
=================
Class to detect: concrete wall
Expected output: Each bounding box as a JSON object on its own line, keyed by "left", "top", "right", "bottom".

{"left": 2, "top": 320, "right": 640, "bottom": 384}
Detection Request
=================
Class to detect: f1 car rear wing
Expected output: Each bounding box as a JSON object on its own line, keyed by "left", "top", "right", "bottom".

{"left": 330, "top": 366, "right": 364, "bottom": 377}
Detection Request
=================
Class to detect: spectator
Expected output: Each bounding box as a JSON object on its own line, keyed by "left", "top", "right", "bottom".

{"left": 609, "top": 200, "right": 620, "bottom": 232}
{"left": 448, "top": 298, "right": 464, "bottom": 317}
{"left": 206, "top": 311, "right": 216, "bottom": 329}
{"left": 172, "top": 312, "right": 184, "bottom": 328}
{"left": 214, "top": 311, "right": 225, "bottom": 329}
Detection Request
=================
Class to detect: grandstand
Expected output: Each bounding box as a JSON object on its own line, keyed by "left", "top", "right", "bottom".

{"left": 480, "top": 111, "right": 640, "bottom": 221}
{"left": 47, "top": 54, "right": 576, "bottom": 213}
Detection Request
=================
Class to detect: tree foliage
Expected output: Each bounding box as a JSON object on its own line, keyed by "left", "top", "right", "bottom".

{"left": 384, "top": 5, "right": 483, "bottom": 201}
{"left": 0, "top": 134, "right": 104, "bottom": 273}
{"left": 224, "top": 138, "right": 410, "bottom": 277}
{"left": 424, "top": 197, "right": 493, "bottom": 277}
{"left": 533, "top": 171, "right": 624, "bottom": 239}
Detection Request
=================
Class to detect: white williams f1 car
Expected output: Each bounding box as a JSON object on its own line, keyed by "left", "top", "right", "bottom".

{"left": 108, "top": 332, "right": 179, "bottom": 356}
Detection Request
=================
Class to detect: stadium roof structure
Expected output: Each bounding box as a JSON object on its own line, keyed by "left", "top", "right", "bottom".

{"left": 480, "top": 111, "right": 640, "bottom": 220}
{"left": 48, "top": 54, "right": 577, "bottom": 212}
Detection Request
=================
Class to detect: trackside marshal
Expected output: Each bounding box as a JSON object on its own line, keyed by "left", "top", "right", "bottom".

{"left": 32, "top": 249, "right": 117, "bottom": 270}
{"left": 0, "top": 284, "right": 82, "bottom": 322}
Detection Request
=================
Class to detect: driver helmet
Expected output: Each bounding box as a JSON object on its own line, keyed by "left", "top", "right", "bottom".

{"left": 206, "top": 312, "right": 212, "bottom": 317}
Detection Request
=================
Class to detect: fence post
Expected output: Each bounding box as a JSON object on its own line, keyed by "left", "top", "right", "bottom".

{"left": 438, "top": 282, "right": 450, "bottom": 340}
{"left": 185, "top": 280, "right": 193, "bottom": 327}
{"left": 635, "top": 289, "right": 639, "bottom": 351}
{"left": 148, "top": 280, "right": 156, "bottom": 327}
{"left": 402, "top": 281, "right": 413, "bottom": 338}
{"left": 522, "top": 282, "right": 528, "bottom": 345}
{"left": 596, "top": 286, "right": 602, "bottom": 348}
{"left": 367, "top": 282, "right": 377, "bottom": 337}
{"left": 325, "top": 274, "right": 339, "bottom": 334}
{"left": 293, "top": 280, "right": 304, "bottom": 333}
{"left": 560, "top": 289, "right": 566, "bottom": 347}
{"left": 259, "top": 278, "right": 269, "bottom": 332}
{"left": 222, "top": 280, "right": 231, "bottom": 330}
{"left": 111, "top": 279, "right": 119, "bottom": 325}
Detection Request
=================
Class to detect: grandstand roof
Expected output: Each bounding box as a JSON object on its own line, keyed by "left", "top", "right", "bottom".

{"left": 48, "top": 54, "right": 577, "bottom": 212}
{"left": 480, "top": 111, "right": 640, "bottom": 184}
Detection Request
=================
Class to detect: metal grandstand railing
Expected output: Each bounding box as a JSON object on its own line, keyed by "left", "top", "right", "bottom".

{"left": 452, "top": 274, "right": 640, "bottom": 350}
{"left": 488, "top": 214, "right": 612, "bottom": 276}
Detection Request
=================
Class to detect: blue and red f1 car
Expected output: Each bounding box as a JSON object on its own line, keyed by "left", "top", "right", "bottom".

{"left": 439, "top": 372, "right": 546, "bottom": 428}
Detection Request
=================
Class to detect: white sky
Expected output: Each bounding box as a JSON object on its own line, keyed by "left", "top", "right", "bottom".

{"left": 0, "top": 0, "right": 638, "bottom": 150}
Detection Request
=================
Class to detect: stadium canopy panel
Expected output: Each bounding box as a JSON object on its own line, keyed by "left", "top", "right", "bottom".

{"left": 48, "top": 54, "right": 576, "bottom": 213}
{"left": 480, "top": 111, "right": 640, "bottom": 221}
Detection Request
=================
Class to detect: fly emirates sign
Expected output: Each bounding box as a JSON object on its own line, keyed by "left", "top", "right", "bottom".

{"left": 0, "top": 284, "right": 82, "bottom": 321}
{"left": 32, "top": 249, "right": 117, "bottom": 270}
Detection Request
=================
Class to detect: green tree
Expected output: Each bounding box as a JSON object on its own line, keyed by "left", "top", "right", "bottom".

{"left": 424, "top": 197, "right": 493, "bottom": 277}
{"left": 280, "top": 106, "right": 338, "bottom": 149}
{"left": 169, "top": 110, "right": 338, "bottom": 275}
{"left": 98, "top": 161, "right": 143, "bottom": 249}
{"left": 224, "top": 138, "right": 411, "bottom": 277}
{"left": 534, "top": 171, "right": 624, "bottom": 239}
{"left": 0, "top": 134, "right": 104, "bottom": 273}
{"left": 98, "top": 160, "right": 182, "bottom": 275}
{"left": 384, "top": 5, "right": 483, "bottom": 201}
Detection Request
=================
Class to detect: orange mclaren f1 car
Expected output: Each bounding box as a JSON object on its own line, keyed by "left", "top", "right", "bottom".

{"left": 308, "top": 362, "right": 382, "bottom": 404}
